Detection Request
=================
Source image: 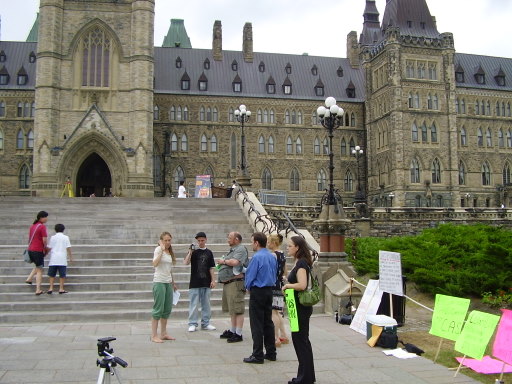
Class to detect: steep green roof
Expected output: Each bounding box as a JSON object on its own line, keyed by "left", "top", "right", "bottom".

{"left": 162, "top": 19, "right": 192, "bottom": 48}
{"left": 26, "top": 13, "right": 39, "bottom": 42}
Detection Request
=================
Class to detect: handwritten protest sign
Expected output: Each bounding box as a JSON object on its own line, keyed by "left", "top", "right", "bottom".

{"left": 285, "top": 289, "right": 299, "bottom": 332}
{"left": 493, "top": 309, "right": 512, "bottom": 366}
{"left": 455, "top": 310, "right": 500, "bottom": 360}
{"left": 378, "top": 251, "right": 403, "bottom": 296}
{"left": 350, "top": 279, "right": 383, "bottom": 335}
{"left": 429, "top": 294, "right": 470, "bottom": 341}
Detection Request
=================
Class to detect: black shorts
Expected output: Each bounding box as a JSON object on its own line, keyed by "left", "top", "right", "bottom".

{"left": 28, "top": 251, "right": 45, "bottom": 268}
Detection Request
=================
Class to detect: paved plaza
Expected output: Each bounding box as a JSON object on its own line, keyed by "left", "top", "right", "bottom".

{"left": 0, "top": 315, "right": 477, "bottom": 384}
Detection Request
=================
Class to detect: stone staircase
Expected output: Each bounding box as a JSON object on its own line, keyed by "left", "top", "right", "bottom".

{"left": 0, "top": 197, "right": 255, "bottom": 324}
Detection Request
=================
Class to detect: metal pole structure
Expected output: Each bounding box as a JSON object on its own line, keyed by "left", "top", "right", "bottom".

{"left": 234, "top": 105, "right": 251, "bottom": 186}
{"left": 351, "top": 145, "right": 365, "bottom": 203}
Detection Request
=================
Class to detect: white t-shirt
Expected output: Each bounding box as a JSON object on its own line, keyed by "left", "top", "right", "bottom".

{"left": 48, "top": 232, "right": 71, "bottom": 266}
{"left": 178, "top": 185, "right": 187, "bottom": 198}
{"left": 153, "top": 247, "right": 174, "bottom": 283}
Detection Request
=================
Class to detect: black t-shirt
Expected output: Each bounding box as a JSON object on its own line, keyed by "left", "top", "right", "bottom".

{"left": 189, "top": 248, "right": 215, "bottom": 288}
{"left": 287, "top": 258, "right": 310, "bottom": 301}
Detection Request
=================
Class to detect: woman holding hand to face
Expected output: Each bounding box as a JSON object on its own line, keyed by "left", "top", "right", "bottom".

{"left": 151, "top": 231, "right": 177, "bottom": 343}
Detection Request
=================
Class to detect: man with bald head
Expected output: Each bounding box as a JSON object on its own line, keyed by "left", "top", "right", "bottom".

{"left": 216, "top": 231, "right": 249, "bottom": 343}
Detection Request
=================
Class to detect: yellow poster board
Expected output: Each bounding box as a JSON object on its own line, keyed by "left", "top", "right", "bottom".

{"left": 285, "top": 289, "right": 299, "bottom": 332}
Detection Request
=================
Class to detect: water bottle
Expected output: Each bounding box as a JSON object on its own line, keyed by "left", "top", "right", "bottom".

{"left": 215, "top": 255, "right": 225, "bottom": 270}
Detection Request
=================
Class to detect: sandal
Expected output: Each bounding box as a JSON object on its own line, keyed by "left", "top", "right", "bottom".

{"left": 59, "top": 290, "right": 68, "bottom": 294}
{"left": 47, "top": 290, "right": 53, "bottom": 295}
{"left": 35, "top": 291, "right": 44, "bottom": 295}
{"left": 279, "top": 337, "right": 290, "bottom": 344}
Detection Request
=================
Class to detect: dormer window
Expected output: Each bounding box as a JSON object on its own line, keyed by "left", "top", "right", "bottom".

{"left": 231, "top": 60, "right": 238, "bottom": 71}
{"left": 0, "top": 51, "right": 5, "bottom": 63}
{"left": 420, "top": 22, "right": 426, "bottom": 29}
{"left": 198, "top": 72, "right": 208, "bottom": 91}
{"left": 285, "top": 63, "right": 292, "bottom": 74}
{"left": 258, "top": 61, "right": 265, "bottom": 72}
{"left": 0, "top": 66, "right": 9, "bottom": 85}
{"left": 176, "top": 57, "right": 182, "bottom": 69}
{"left": 29, "top": 52, "right": 36, "bottom": 63}
{"left": 475, "top": 65, "right": 486, "bottom": 84}
{"left": 455, "top": 70, "right": 465, "bottom": 83}
{"left": 407, "top": 21, "right": 412, "bottom": 28}
{"left": 337, "top": 66, "right": 344, "bottom": 77}
{"left": 180, "top": 72, "right": 190, "bottom": 90}
{"left": 203, "top": 58, "right": 210, "bottom": 70}
{"left": 17, "top": 66, "right": 28, "bottom": 85}
{"left": 283, "top": 76, "right": 292, "bottom": 95}
{"left": 495, "top": 68, "right": 506, "bottom": 86}
{"left": 266, "top": 76, "right": 276, "bottom": 94}
{"left": 311, "top": 65, "right": 318, "bottom": 76}
{"left": 346, "top": 81, "right": 356, "bottom": 98}
{"left": 314, "top": 78, "right": 324, "bottom": 97}
{"left": 232, "top": 74, "right": 242, "bottom": 92}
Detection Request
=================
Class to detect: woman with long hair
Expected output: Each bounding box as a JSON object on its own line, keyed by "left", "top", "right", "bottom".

{"left": 282, "top": 235, "right": 315, "bottom": 384}
{"left": 151, "top": 231, "right": 177, "bottom": 343}
{"left": 267, "top": 233, "right": 289, "bottom": 347}
{"left": 26, "top": 211, "right": 49, "bottom": 295}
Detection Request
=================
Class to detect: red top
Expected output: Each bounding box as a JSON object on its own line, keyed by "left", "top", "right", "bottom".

{"left": 27, "top": 223, "right": 48, "bottom": 252}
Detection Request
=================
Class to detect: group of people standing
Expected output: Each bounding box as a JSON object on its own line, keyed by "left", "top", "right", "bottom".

{"left": 25, "top": 211, "right": 73, "bottom": 295}
{"left": 151, "top": 230, "right": 316, "bottom": 384}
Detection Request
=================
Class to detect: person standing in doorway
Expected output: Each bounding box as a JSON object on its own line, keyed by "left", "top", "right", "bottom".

{"left": 26, "top": 211, "right": 49, "bottom": 295}
{"left": 243, "top": 232, "right": 277, "bottom": 364}
{"left": 184, "top": 231, "right": 216, "bottom": 332}
{"left": 151, "top": 231, "right": 177, "bottom": 343}
{"left": 46, "top": 224, "right": 73, "bottom": 294}
{"left": 216, "top": 231, "right": 249, "bottom": 343}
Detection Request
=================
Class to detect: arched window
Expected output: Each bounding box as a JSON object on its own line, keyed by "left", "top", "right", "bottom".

{"left": 323, "top": 138, "right": 329, "bottom": 155}
{"left": 258, "top": 135, "right": 265, "bottom": 153}
{"left": 431, "top": 123, "right": 437, "bottom": 143}
{"left": 475, "top": 100, "right": 480, "bottom": 115}
{"left": 421, "top": 123, "right": 428, "bottom": 142}
{"left": 212, "top": 107, "right": 218, "bottom": 122}
{"left": 486, "top": 128, "right": 492, "bottom": 147}
{"left": 169, "top": 106, "right": 176, "bottom": 120}
{"left": 0, "top": 129, "right": 3, "bottom": 150}
{"left": 290, "top": 168, "right": 300, "bottom": 191}
{"left": 263, "top": 109, "right": 269, "bottom": 123}
{"left": 314, "top": 137, "right": 320, "bottom": 155}
{"left": 297, "top": 111, "right": 303, "bottom": 125}
{"left": 183, "top": 106, "right": 189, "bottom": 121}
{"left": 503, "top": 164, "right": 511, "bottom": 185}
{"left": 477, "top": 128, "right": 483, "bottom": 147}
{"left": 153, "top": 105, "right": 159, "bottom": 120}
{"left": 295, "top": 137, "right": 302, "bottom": 154}
{"left": 455, "top": 98, "right": 459, "bottom": 114}
{"left": 31, "top": 102, "right": 35, "bottom": 117}
{"left": 408, "top": 93, "right": 413, "bottom": 108}
{"left": 262, "top": 168, "right": 272, "bottom": 190}
{"left": 412, "top": 123, "right": 418, "bottom": 142}
{"left": 317, "top": 169, "right": 327, "bottom": 191}
{"left": 285, "top": 110, "right": 290, "bottom": 124}
{"left": 499, "top": 129, "right": 504, "bottom": 148}
{"left": 206, "top": 107, "right": 212, "bottom": 121}
{"left": 257, "top": 109, "right": 263, "bottom": 123}
{"left": 460, "top": 127, "right": 467, "bottom": 146}
{"left": 349, "top": 138, "right": 355, "bottom": 153}
{"left": 312, "top": 111, "right": 318, "bottom": 125}
{"left": 19, "top": 164, "right": 31, "bottom": 189}
{"left": 170, "top": 133, "right": 178, "bottom": 151}
{"left": 176, "top": 106, "right": 182, "bottom": 121}
{"left": 0, "top": 101, "right": 5, "bottom": 117}
{"left": 496, "top": 102, "right": 501, "bottom": 116}
{"left": 431, "top": 158, "right": 441, "bottom": 184}
{"left": 461, "top": 99, "right": 466, "bottom": 114}
{"left": 181, "top": 134, "right": 188, "bottom": 151}
{"left": 481, "top": 162, "right": 491, "bottom": 185}
{"left": 486, "top": 101, "right": 491, "bottom": 115}
{"left": 16, "top": 130, "right": 24, "bottom": 149}
{"left": 433, "top": 94, "right": 438, "bottom": 110}
{"left": 228, "top": 107, "right": 234, "bottom": 122}
{"left": 341, "top": 138, "right": 347, "bottom": 155}
{"left": 414, "top": 93, "right": 420, "bottom": 108}
{"left": 268, "top": 136, "right": 274, "bottom": 153}
{"left": 344, "top": 170, "right": 353, "bottom": 192}
{"left": 211, "top": 135, "right": 217, "bottom": 152}
{"left": 350, "top": 113, "right": 356, "bottom": 127}
{"left": 80, "top": 27, "right": 112, "bottom": 87}
{"left": 270, "top": 109, "right": 275, "bottom": 123}
{"left": 27, "top": 130, "right": 34, "bottom": 148}
{"left": 458, "top": 161, "right": 466, "bottom": 185}
{"left": 200, "top": 134, "right": 208, "bottom": 152}
{"left": 291, "top": 110, "right": 297, "bottom": 124}
{"left": 173, "top": 166, "right": 184, "bottom": 191}
{"left": 508, "top": 130, "right": 512, "bottom": 148}
{"left": 200, "top": 106, "right": 205, "bottom": 121}
{"left": 410, "top": 158, "right": 420, "bottom": 183}
{"left": 286, "top": 136, "right": 293, "bottom": 154}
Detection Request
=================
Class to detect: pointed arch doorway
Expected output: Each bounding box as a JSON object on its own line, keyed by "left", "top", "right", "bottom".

{"left": 76, "top": 153, "right": 112, "bottom": 197}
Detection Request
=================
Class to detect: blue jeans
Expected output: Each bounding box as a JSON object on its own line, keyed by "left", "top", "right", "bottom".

{"left": 188, "top": 287, "right": 212, "bottom": 327}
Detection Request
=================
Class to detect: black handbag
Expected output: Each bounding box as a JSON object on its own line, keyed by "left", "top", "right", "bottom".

{"left": 376, "top": 328, "right": 398, "bottom": 349}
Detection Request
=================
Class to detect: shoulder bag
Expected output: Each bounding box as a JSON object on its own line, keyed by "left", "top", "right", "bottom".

{"left": 23, "top": 224, "right": 41, "bottom": 263}
{"left": 298, "top": 264, "right": 321, "bottom": 306}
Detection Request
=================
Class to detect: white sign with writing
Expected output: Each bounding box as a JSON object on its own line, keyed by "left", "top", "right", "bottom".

{"left": 350, "top": 279, "right": 383, "bottom": 336}
{"left": 378, "top": 250, "right": 404, "bottom": 296}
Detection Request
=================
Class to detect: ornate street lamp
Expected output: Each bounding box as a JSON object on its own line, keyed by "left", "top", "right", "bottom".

{"left": 317, "top": 97, "right": 344, "bottom": 205}
{"left": 351, "top": 145, "right": 365, "bottom": 203}
{"left": 234, "top": 105, "right": 251, "bottom": 185}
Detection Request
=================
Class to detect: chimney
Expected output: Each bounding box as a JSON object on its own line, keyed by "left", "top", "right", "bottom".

{"left": 212, "top": 20, "right": 222, "bottom": 61}
{"left": 243, "top": 22, "right": 253, "bottom": 63}
{"left": 346, "top": 31, "right": 360, "bottom": 69}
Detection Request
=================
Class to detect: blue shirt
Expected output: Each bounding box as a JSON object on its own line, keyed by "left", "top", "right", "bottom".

{"left": 245, "top": 247, "right": 277, "bottom": 289}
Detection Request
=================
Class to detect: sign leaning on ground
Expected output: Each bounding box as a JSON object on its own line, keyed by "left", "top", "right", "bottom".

{"left": 492, "top": 309, "right": 512, "bottom": 366}
{"left": 429, "top": 294, "right": 470, "bottom": 341}
{"left": 378, "top": 250, "right": 403, "bottom": 296}
{"left": 455, "top": 310, "right": 500, "bottom": 360}
{"left": 350, "top": 279, "right": 383, "bottom": 335}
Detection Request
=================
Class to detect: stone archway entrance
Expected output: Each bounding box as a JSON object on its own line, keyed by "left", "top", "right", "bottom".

{"left": 76, "top": 153, "right": 112, "bottom": 197}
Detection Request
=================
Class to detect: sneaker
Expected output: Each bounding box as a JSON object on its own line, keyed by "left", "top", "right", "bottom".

{"left": 188, "top": 325, "right": 197, "bottom": 332}
{"left": 220, "top": 330, "right": 235, "bottom": 339}
{"left": 201, "top": 324, "right": 216, "bottom": 331}
{"left": 227, "top": 333, "right": 243, "bottom": 343}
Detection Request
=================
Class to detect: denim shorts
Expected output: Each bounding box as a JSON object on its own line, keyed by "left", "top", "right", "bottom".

{"left": 47, "top": 265, "right": 67, "bottom": 278}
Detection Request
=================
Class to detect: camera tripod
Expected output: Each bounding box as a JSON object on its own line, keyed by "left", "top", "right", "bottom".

{"left": 96, "top": 337, "right": 128, "bottom": 384}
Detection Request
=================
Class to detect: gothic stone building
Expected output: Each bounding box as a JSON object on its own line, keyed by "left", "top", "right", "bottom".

{"left": 0, "top": 0, "right": 511, "bottom": 208}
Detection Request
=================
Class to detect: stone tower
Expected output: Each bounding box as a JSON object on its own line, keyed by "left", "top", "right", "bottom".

{"left": 32, "top": 0, "right": 155, "bottom": 197}
{"left": 361, "top": 0, "right": 457, "bottom": 207}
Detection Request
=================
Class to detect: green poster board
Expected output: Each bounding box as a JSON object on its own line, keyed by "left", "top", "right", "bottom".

{"left": 429, "top": 294, "right": 470, "bottom": 341}
{"left": 285, "top": 289, "right": 299, "bottom": 332}
{"left": 455, "top": 310, "right": 500, "bottom": 360}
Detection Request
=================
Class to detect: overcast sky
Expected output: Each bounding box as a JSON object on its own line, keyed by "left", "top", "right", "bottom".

{"left": 1, "top": 0, "right": 510, "bottom": 59}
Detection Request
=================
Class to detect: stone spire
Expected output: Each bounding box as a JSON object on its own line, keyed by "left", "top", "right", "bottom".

{"left": 242, "top": 22, "right": 253, "bottom": 63}
{"left": 359, "top": 0, "right": 380, "bottom": 45}
{"left": 381, "top": 0, "right": 440, "bottom": 38}
{"left": 212, "top": 20, "right": 223, "bottom": 61}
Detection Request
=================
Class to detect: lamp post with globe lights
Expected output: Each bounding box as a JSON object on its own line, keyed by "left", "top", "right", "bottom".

{"left": 351, "top": 145, "right": 365, "bottom": 204}
{"left": 234, "top": 105, "right": 251, "bottom": 186}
